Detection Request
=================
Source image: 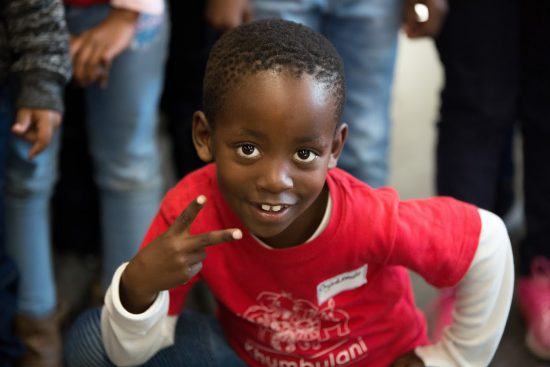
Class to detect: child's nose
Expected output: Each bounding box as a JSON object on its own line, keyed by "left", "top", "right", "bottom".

{"left": 257, "top": 162, "right": 294, "bottom": 193}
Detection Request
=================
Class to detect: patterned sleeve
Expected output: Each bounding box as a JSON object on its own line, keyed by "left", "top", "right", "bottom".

{"left": 4, "top": 0, "right": 71, "bottom": 112}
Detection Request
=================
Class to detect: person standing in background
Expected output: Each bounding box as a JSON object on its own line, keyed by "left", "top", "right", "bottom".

{"left": 431, "top": 0, "right": 550, "bottom": 359}
{"left": 161, "top": 0, "right": 218, "bottom": 179}
{"left": 0, "top": 1, "right": 71, "bottom": 366}
{"left": 3, "top": 0, "right": 168, "bottom": 365}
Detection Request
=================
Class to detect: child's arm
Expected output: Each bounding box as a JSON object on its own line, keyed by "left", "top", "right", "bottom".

{"left": 101, "top": 262, "right": 176, "bottom": 366}
{"left": 101, "top": 196, "right": 242, "bottom": 366}
{"left": 415, "top": 209, "right": 514, "bottom": 366}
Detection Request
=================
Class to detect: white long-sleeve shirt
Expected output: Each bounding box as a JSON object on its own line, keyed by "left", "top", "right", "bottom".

{"left": 101, "top": 208, "right": 514, "bottom": 367}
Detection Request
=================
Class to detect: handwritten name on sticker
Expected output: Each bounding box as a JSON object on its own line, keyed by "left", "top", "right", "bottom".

{"left": 317, "top": 265, "right": 368, "bottom": 305}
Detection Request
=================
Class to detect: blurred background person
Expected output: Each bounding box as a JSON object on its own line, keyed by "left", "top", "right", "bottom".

{"left": 3, "top": 0, "right": 168, "bottom": 365}
{"left": 0, "top": 0, "right": 71, "bottom": 365}
{"left": 161, "top": 0, "right": 218, "bottom": 179}
{"left": 427, "top": 0, "right": 549, "bottom": 359}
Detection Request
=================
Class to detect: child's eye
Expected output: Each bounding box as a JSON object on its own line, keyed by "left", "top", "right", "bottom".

{"left": 293, "top": 149, "right": 318, "bottom": 163}
{"left": 236, "top": 144, "right": 260, "bottom": 158}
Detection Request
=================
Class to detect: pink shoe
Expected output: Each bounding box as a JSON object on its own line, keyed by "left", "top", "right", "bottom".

{"left": 428, "top": 288, "right": 456, "bottom": 342}
{"left": 518, "top": 256, "right": 550, "bottom": 360}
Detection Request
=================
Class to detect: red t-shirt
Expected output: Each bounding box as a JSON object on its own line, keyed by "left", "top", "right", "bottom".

{"left": 140, "top": 164, "right": 481, "bottom": 367}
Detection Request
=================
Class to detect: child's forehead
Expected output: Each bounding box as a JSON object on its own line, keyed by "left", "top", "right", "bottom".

{"left": 216, "top": 71, "right": 339, "bottom": 139}
{"left": 223, "top": 70, "right": 337, "bottom": 120}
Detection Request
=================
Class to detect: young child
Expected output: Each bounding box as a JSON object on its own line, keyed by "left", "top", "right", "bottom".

{"left": 66, "top": 19, "right": 513, "bottom": 367}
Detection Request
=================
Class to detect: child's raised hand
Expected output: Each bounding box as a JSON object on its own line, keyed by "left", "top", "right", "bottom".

{"left": 119, "top": 195, "right": 242, "bottom": 313}
{"left": 391, "top": 351, "right": 425, "bottom": 367}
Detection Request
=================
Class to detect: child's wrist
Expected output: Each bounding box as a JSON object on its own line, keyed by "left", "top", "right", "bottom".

{"left": 119, "top": 262, "right": 158, "bottom": 314}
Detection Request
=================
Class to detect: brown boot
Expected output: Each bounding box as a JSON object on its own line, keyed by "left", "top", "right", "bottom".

{"left": 14, "top": 310, "right": 63, "bottom": 367}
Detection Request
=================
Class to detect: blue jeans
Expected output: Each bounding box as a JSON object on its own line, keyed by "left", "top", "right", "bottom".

{"left": 64, "top": 309, "right": 246, "bottom": 367}
{"left": 252, "top": 0, "right": 402, "bottom": 187}
{"left": 4, "top": 5, "right": 168, "bottom": 317}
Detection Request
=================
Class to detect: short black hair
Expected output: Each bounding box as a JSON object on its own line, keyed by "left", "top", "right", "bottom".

{"left": 203, "top": 19, "right": 345, "bottom": 124}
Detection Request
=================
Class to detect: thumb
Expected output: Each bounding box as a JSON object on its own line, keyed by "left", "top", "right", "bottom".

{"left": 12, "top": 109, "right": 32, "bottom": 135}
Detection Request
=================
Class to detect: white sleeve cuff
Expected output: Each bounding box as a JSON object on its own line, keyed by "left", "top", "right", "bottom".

{"left": 111, "top": 0, "right": 164, "bottom": 15}
{"left": 415, "top": 209, "right": 514, "bottom": 366}
{"left": 101, "top": 262, "right": 176, "bottom": 366}
{"left": 104, "top": 262, "right": 169, "bottom": 334}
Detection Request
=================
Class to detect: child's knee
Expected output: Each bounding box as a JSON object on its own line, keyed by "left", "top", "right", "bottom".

{"left": 64, "top": 308, "right": 112, "bottom": 367}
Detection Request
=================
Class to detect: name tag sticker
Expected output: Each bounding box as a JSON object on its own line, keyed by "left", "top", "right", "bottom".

{"left": 317, "top": 265, "right": 368, "bottom": 305}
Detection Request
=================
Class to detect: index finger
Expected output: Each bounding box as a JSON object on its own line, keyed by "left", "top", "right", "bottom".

{"left": 188, "top": 228, "right": 243, "bottom": 250}
{"left": 170, "top": 195, "right": 208, "bottom": 234}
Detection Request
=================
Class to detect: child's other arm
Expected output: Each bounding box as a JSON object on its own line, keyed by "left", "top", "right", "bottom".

{"left": 415, "top": 209, "right": 514, "bottom": 366}
{"left": 101, "top": 262, "right": 176, "bottom": 366}
{"left": 101, "top": 195, "right": 242, "bottom": 366}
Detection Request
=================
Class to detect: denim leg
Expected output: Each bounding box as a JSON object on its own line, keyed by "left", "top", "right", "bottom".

{"left": 65, "top": 309, "right": 246, "bottom": 367}
{"left": 324, "top": 0, "right": 401, "bottom": 187}
{"left": 65, "top": 6, "right": 169, "bottom": 288}
{"left": 4, "top": 99, "right": 60, "bottom": 316}
{"left": 64, "top": 308, "right": 115, "bottom": 367}
{"left": 252, "top": 0, "right": 400, "bottom": 187}
{"left": 146, "top": 311, "right": 246, "bottom": 367}
{"left": 252, "top": 0, "right": 322, "bottom": 32}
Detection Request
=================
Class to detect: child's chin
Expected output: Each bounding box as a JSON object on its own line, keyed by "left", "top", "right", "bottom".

{"left": 248, "top": 223, "right": 288, "bottom": 241}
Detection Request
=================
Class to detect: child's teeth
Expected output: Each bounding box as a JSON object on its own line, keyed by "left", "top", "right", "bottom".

{"left": 260, "top": 204, "right": 284, "bottom": 212}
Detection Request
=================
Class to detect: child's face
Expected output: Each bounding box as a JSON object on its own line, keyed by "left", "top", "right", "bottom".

{"left": 194, "top": 71, "right": 347, "bottom": 247}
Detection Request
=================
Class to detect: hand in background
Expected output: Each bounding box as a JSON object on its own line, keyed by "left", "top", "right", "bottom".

{"left": 70, "top": 8, "right": 139, "bottom": 87}
{"left": 391, "top": 351, "right": 426, "bottom": 367}
{"left": 205, "top": 0, "right": 252, "bottom": 31}
{"left": 403, "top": 0, "right": 448, "bottom": 39}
{"left": 120, "top": 195, "right": 242, "bottom": 314}
{"left": 12, "top": 108, "right": 61, "bottom": 159}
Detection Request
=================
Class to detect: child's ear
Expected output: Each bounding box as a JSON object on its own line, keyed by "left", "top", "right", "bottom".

{"left": 192, "top": 111, "right": 214, "bottom": 162}
{"left": 328, "top": 123, "right": 348, "bottom": 169}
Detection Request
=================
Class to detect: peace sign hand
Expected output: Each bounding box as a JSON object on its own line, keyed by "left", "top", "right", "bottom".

{"left": 120, "top": 195, "right": 242, "bottom": 313}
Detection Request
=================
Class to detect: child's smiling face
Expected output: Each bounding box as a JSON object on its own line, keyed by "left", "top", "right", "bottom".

{"left": 193, "top": 70, "right": 347, "bottom": 248}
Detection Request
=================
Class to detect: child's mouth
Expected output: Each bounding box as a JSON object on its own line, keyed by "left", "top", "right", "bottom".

{"left": 250, "top": 202, "right": 292, "bottom": 222}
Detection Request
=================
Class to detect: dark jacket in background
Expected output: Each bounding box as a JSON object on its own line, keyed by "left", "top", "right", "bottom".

{"left": 0, "top": 0, "right": 71, "bottom": 112}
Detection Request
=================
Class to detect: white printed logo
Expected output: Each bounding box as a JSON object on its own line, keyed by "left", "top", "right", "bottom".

{"left": 241, "top": 292, "right": 369, "bottom": 366}
{"left": 316, "top": 265, "right": 368, "bottom": 305}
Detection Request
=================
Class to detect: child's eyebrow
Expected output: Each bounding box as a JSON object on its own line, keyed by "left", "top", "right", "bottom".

{"left": 294, "top": 135, "right": 324, "bottom": 145}
{"left": 236, "top": 128, "right": 266, "bottom": 140}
